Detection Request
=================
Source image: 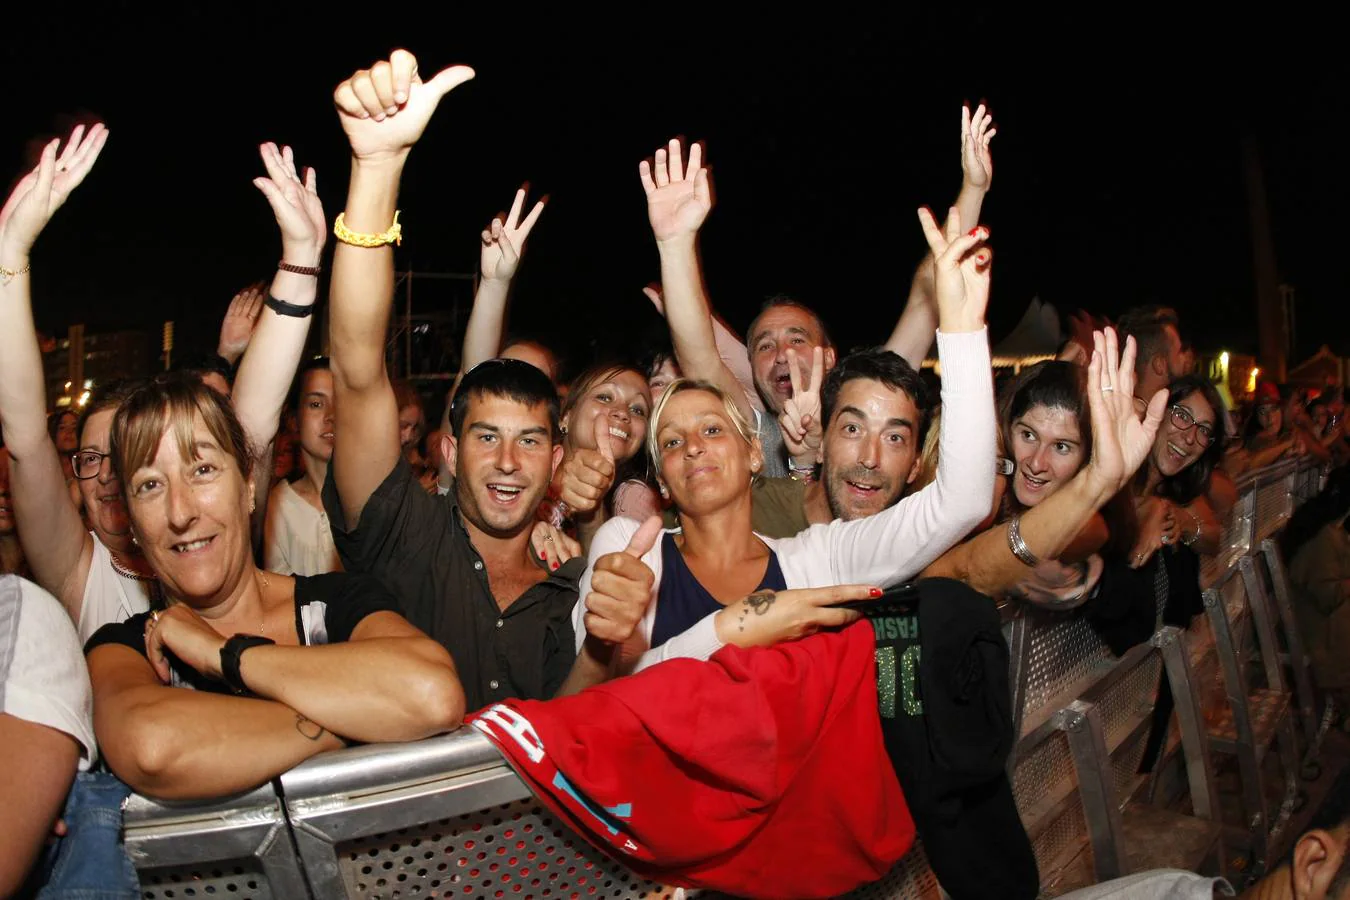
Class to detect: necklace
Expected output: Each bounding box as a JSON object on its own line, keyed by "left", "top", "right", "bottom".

{"left": 255, "top": 570, "right": 271, "bottom": 634}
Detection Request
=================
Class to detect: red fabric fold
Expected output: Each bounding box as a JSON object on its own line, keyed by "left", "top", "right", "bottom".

{"left": 469, "top": 620, "right": 913, "bottom": 899}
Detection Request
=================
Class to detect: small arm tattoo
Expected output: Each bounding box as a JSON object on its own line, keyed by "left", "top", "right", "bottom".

{"left": 738, "top": 590, "right": 777, "bottom": 632}
{"left": 295, "top": 715, "right": 326, "bottom": 741}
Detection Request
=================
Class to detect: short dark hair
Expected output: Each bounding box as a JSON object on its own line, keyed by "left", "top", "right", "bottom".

{"left": 998, "top": 361, "right": 1092, "bottom": 473}
{"left": 1116, "top": 305, "right": 1180, "bottom": 376}
{"left": 821, "top": 348, "right": 929, "bottom": 429}
{"left": 450, "top": 359, "right": 561, "bottom": 441}
{"left": 290, "top": 356, "right": 331, "bottom": 415}
{"left": 746, "top": 295, "right": 833, "bottom": 351}
{"left": 1147, "top": 375, "right": 1227, "bottom": 505}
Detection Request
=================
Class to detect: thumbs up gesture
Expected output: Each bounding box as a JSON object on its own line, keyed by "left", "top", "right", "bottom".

{"left": 583, "top": 516, "right": 662, "bottom": 645}
{"left": 334, "top": 50, "right": 475, "bottom": 162}
{"left": 556, "top": 413, "right": 619, "bottom": 516}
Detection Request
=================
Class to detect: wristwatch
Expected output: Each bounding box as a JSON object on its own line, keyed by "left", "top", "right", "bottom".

{"left": 220, "top": 634, "right": 275, "bottom": 695}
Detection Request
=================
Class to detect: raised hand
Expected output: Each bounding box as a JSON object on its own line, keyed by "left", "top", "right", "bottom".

{"left": 917, "top": 206, "right": 991, "bottom": 334}
{"left": 961, "top": 103, "right": 996, "bottom": 191}
{"left": 0, "top": 124, "right": 109, "bottom": 260}
{"left": 583, "top": 516, "right": 662, "bottom": 644}
{"left": 716, "top": 584, "right": 871, "bottom": 649}
{"left": 333, "top": 50, "right": 475, "bottom": 162}
{"left": 1082, "top": 327, "right": 1168, "bottom": 499}
{"left": 779, "top": 346, "right": 825, "bottom": 457}
{"left": 217, "top": 284, "right": 265, "bottom": 364}
{"left": 481, "top": 187, "right": 545, "bottom": 283}
{"left": 556, "top": 414, "right": 619, "bottom": 516}
{"left": 252, "top": 142, "right": 326, "bottom": 266}
{"left": 640, "top": 138, "right": 712, "bottom": 244}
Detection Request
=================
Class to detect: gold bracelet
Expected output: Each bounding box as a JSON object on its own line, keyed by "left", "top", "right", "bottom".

{"left": 0, "top": 260, "right": 31, "bottom": 285}
{"left": 333, "top": 211, "right": 402, "bottom": 248}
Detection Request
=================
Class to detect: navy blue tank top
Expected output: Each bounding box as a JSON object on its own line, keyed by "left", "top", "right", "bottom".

{"left": 650, "top": 532, "right": 788, "bottom": 649}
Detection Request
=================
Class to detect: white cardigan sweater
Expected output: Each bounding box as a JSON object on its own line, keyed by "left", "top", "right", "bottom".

{"left": 574, "top": 327, "right": 996, "bottom": 671}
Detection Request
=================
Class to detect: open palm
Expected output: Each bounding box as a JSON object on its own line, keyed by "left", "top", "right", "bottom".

{"left": 1084, "top": 327, "right": 1167, "bottom": 495}
{"left": 640, "top": 139, "right": 711, "bottom": 243}
{"left": 252, "top": 143, "right": 326, "bottom": 260}
{"left": 0, "top": 124, "right": 108, "bottom": 256}
{"left": 961, "top": 103, "right": 996, "bottom": 190}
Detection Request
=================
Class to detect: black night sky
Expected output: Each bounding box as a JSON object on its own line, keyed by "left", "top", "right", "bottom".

{"left": 4, "top": 8, "right": 1345, "bottom": 375}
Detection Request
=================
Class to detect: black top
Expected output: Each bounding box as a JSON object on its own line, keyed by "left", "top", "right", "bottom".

{"left": 322, "top": 457, "right": 580, "bottom": 710}
{"left": 651, "top": 532, "right": 787, "bottom": 648}
{"left": 83, "top": 572, "right": 400, "bottom": 694}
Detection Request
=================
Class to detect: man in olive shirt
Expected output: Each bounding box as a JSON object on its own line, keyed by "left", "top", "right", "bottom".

{"left": 323, "top": 53, "right": 596, "bottom": 710}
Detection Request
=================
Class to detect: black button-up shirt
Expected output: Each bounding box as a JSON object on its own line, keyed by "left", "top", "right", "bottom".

{"left": 323, "top": 458, "right": 580, "bottom": 711}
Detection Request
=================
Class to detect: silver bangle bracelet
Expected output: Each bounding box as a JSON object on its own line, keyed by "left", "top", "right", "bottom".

{"left": 1008, "top": 514, "right": 1041, "bottom": 568}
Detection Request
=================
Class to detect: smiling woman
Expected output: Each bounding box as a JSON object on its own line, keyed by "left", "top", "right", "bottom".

{"left": 82, "top": 373, "right": 464, "bottom": 801}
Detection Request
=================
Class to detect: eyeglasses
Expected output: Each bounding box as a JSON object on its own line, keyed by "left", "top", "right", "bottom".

{"left": 72, "top": 450, "right": 113, "bottom": 480}
{"left": 1168, "top": 405, "right": 1217, "bottom": 448}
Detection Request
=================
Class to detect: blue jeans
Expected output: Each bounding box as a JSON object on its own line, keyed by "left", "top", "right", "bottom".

{"left": 36, "top": 771, "right": 141, "bottom": 899}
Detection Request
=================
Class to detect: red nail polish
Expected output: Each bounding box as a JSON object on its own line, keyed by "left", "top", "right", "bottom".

{"left": 551, "top": 561, "right": 560, "bottom": 570}
{"left": 968, "top": 227, "right": 981, "bottom": 236}
{"left": 868, "top": 587, "right": 883, "bottom": 599}
{"left": 977, "top": 254, "right": 989, "bottom": 264}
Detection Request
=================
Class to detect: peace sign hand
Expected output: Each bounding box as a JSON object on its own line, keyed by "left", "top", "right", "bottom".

{"left": 917, "top": 206, "right": 990, "bottom": 334}
{"left": 778, "top": 346, "right": 825, "bottom": 458}
{"left": 481, "top": 187, "right": 546, "bottom": 283}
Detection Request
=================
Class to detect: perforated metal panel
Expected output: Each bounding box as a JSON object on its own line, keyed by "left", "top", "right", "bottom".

{"left": 841, "top": 841, "right": 942, "bottom": 900}
{"left": 139, "top": 861, "right": 271, "bottom": 900}
{"left": 1020, "top": 611, "right": 1115, "bottom": 722}
{"left": 1253, "top": 478, "right": 1292, "bottom": 542}
{"left": 1032, "top": 799, "right": 1090, "bottom": 884}
{"left": 334, "top": 798, "right": 674, "bottom": 900}
{"left": 1015, "top": 729, "right": 1077, "bottom": 823}
{"left": 1095, "top": 656, "right": 1162, "bottom": 752}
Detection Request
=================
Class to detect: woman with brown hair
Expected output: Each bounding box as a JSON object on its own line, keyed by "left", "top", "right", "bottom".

{"left": 84, "top": 372, "right": 465, "bottom": 801}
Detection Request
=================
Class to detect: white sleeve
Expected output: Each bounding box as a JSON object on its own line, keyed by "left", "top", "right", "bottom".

{"left": 573, "top": 516, "right": 643, "bottom": 654}
{"left": 778, "top": 328, "right": 996, "bottom": 587}
{"left": 263, "top": 484, "right": 290, "bottom": 575}
{"left": 1, "top": 576, "right": 96, "bottom": 768}
{"left": 627, "top": 611, "right": 723, "bottom": 673}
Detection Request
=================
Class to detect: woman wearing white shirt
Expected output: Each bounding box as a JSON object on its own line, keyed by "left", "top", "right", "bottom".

{"left": 265, "top": 358, "right": 342, "bottom": 576}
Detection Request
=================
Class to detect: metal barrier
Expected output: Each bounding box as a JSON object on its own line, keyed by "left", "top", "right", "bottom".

{"left": 120, "top": 459, "right": 1328, "bottom": 900}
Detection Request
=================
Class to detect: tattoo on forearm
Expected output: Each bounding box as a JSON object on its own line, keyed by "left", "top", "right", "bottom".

{"left": 738, "top": 590, "right": 777, "bottom": 632}
{"left": 295, "top": 715, "right": 326, "bottom": 741}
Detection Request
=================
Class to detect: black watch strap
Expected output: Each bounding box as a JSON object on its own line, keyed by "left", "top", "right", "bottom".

{"left": 264, "top": 294, "right": 315, "bottom": 319}
{"left": 220, "top": 634, "right": 275, "bottom": 695}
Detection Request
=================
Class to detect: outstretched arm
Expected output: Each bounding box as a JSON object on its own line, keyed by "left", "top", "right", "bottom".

{"left": 641, "top": 139, "right": 756, "bottom": 423}
{"left": 327, "top": 51, "right": 474, "bottom": 529}
{"left": 459, "top": 187, "right": 546, "bottom": 377}
{"left": 887, "top": 104, "right": 995, "bottom": 368}
{"left": 233, "top": 143, "right": 326, "bottom": 482}
{"left": 927, "top": 328, "right": 1169, "bottom": 602}
{"left": 0, "top": 125, "right": 108, "bottom": 617}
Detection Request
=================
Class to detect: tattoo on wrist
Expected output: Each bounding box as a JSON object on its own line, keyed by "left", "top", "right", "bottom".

{"left": 737, "top": 590, "right": 777, "bottom": 632}
{"left": 295, "top": 715, "right": 326, "bottom": 741}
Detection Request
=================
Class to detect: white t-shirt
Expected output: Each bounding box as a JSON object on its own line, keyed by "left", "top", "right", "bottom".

{"left": 79, "top": 534, "right": 154, "bottom": 644}
{"left": 264, "top": 480, "right": 341, "bottom": 577}
{"left": 1057, "top": 870, "right": 1234, "bottom": 899}
{"left": 1, "top": 575, "right": 96, "bottom": 769}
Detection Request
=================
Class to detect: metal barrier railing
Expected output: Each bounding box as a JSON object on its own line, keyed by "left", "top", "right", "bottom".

{"left": 121, "top": 459, "right": 1329, "bottom": 900}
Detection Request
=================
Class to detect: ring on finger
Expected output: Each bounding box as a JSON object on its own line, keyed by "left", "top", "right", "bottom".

{"left": 544, "top": 535, "right": 554, "bottom": 543}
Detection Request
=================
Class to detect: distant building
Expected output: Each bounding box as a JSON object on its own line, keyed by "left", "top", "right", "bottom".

{"left": 43, "top": 327, "right": 155, "bottom": 409}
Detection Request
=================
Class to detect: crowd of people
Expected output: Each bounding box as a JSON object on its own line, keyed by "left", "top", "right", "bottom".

{"left": 1, "top": 48, "right": 1348, "bottom": 900}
